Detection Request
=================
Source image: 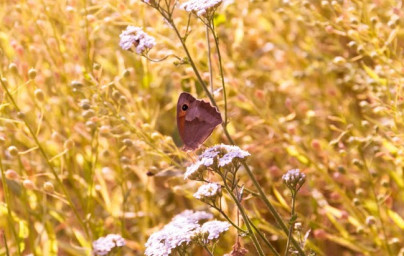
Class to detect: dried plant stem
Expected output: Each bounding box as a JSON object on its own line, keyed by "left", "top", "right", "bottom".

{"left": 0, "top": 76, "right": 89, "bottom": 238}
{"left": 0, "top": 156, "right": 21, "bottom": 256}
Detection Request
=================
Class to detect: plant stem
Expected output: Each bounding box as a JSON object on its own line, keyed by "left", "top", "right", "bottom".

{"left": 213, "top": 205, "right": 247, "bottom": 233}
{"left": 248, "top": 218, "right": 280, "bottom": 256}
{"left": 208, "top": 21, "right": 228, "bottom": 127}
{"left": 206, "top": 26, "right": 214, "bottom": 94}
{"left": 221, "top": 174, "right": 265, "bottom": 256}
{"left": 285, "top": 192, "right": 297, "bottom": 256}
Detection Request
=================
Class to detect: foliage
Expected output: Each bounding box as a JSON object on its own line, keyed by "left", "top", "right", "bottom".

{"left": 0, "top": 0, "right": 404, "bottom": 255}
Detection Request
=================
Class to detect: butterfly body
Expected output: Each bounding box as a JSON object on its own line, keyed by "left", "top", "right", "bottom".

{"left": 177, "top": 92, "right": 222, "bottom": 151}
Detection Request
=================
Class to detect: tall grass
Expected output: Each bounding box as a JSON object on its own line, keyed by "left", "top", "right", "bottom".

{"left": 0, "top": 0, "right": 404, "bottom": 255}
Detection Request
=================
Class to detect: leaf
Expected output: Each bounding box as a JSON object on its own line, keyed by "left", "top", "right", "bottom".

{"left": 388, "top": 210, "right": 404, "bottom": 230}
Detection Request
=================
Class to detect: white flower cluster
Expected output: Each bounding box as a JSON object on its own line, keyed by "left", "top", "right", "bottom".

{"left": 180, "top": 0, "right": 223, "bottom": 17}
{"left": 193, "top": 182, "right": 221, "bottom": 201}
{"left": 119, "top": 26, "right": 156, "bottom": 54}
{"left": 184, "top": 144, "right": 250, "bottom": 180}
{"left": 282, "top": 169, "right": 306, "bottom": 191}
{"left": 200, "top": 220, "right": 230, "bottom": 240}
{"left": 145, "top": 210, "right": 230, "bottom": 256}
{"left": 92, "top": 234, "right": 125, "bottom": 256}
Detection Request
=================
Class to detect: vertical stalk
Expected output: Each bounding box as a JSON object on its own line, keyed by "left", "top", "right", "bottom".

{"left": 221, "top": 174, "right": 265, "bottom": 256}
{"left": 284, "top": 192, "right": 297, "bottom": 256}
{"left": 206, "top": 26, "right": 214, "bottom": 94}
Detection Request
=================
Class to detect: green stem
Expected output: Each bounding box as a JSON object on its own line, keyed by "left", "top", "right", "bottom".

{"left": 285, "top": 192, "right": 297, "bottom": 256}
{"left": 208, "top": 21, "right": 228, "bottom": 127}
{"left": 249, "top": 218, "right": 280, "bottom": 256}
{"left": 0, "top": 76, "right": 89, "bottom": 238}
{"left": 168, "top": 18, "right": 217, "bottom": 107}
{"left": 213, "top": 205, "right": 247, "bottom": 233}
{"left": 4, "top": 232, "right": 10, "bottom": 256}
{"left": 206, "top": 26, "right": 214, "bottom": 94}
{"left": 221, "top": 174, "right": 265, "bottom": 256}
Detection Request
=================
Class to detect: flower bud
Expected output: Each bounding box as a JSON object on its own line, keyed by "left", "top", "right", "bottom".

{"left": 282, "top": 169, "right": 306, "bottom": 192}
{"left": 34, "top": 89, "right": 45, "bottom": 101}
{"left": 8, "top": 63, "right": 18, "bottom": 74}
{"left": 28, "top": 68, "right": 37, "bottom": 79}
{"left": 23, "top": 179, "right": 35, "bottom": 190}
{"left": 5, "top": 169, "right": 18, "bottom": 180}
{"left": 8, "top": 145, "right": 19, "bottom": 156}
{"left": 43, "top": 181, "right": 54, "bottom": 193}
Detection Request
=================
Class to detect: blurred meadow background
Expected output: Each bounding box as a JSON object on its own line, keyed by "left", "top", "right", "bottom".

{"left": 1, "top": 0, "right": 404, "bottom": 255}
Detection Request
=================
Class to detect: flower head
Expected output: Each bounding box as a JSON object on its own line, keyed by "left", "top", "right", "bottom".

{"left": 119, "top": 26, "right": 156, "bottom": 54}
{"left": 92, "top": 234, "right": 125, "bottom": 256}
{"left": 145, "top": 210, "right": 214, "bottom": 256}
{"left": 282, "top": 169, "right": 306, "bottom": 192}
{"left": 184, "top": 157, "right": 213, "bottom": 180}
{"left": 199, "top": 220, "right": 230, "bottom": 241}
{"left": 193, "top": 183, "right": 222, "bottom": 201}
{"left": 181, "top": 0, "right": 223, "bottom": 17}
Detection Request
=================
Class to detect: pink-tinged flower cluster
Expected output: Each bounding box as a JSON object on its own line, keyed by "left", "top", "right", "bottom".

{"left": 92, "top": 234, "right": 125, "bottom": 256}
{"left": 193, "top": 183, "right": 222, "bottom": 201}
{"left": 180, "top": 0, "right": 223, "bottom": 17}
{"left": 145, "top": 210, "right": 230, "bottom": 256}
{"left": 119, "top": 26, "right": 156, "bottom": 54}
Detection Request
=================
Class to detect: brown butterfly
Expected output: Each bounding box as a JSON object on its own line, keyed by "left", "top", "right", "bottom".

{"left": 177, "top": 92, "right": 222, "bottom": 151}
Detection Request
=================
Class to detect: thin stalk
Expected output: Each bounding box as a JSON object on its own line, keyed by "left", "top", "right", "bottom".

{"left": 0, "top": 76, "right": 89, "bottom": 238}
{"left": 221, "top": 174, "right": 265, "bottom": 256}
{"left": 0, "top": 156, "right": 21, "bottom": 256}
{"left": 166, "top": 17, "right": 217, "bottom": 107}
{"left": 206, "top": 26, "right": 214, "bottom": 94}
{"left": 4, "top": 233, "right": 10, "bottom": 256}
{"left": 213, "top": 206, "right": 247, "bottom": 233}
{"left": 284, "top": 192, "right": 297, "bottom": 256}
{"left": 249, "top": 218, "right": 280, "bottom": 256}
{"left": 208, "top": 21, "right": 228, "bottom": 126}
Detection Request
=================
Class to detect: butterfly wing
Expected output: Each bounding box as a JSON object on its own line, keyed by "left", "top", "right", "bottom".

{"left": 177, "top": 92, "right": 222, "bottom": 150}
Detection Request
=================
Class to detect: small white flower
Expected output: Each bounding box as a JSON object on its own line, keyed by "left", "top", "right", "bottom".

{"left": 184, "top": 158, "right": 213, "bottom": 180}
{"left": 180, "top": 0, "right": 223, "bottom": 16}
{"left": 282, "top": 169, "right": 306, "bottom": 191}
{"left": 145, "top": 210, "right": 214, "bottom": 256}
{"left": 119, "top": 26, "right": 156, "bottom": 54}
{"left": 200, "top": 220, "right": 230, "bottom": 240}
{"left": 93, "top": 234, "right": 125, "bottom": 256}
{"left": 193, "top": 183, "right": 222, "bottom": 200}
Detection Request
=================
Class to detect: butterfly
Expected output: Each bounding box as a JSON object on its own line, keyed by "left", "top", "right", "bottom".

{"left": 176, "top": 92, "right": 222, "bottom": 151}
